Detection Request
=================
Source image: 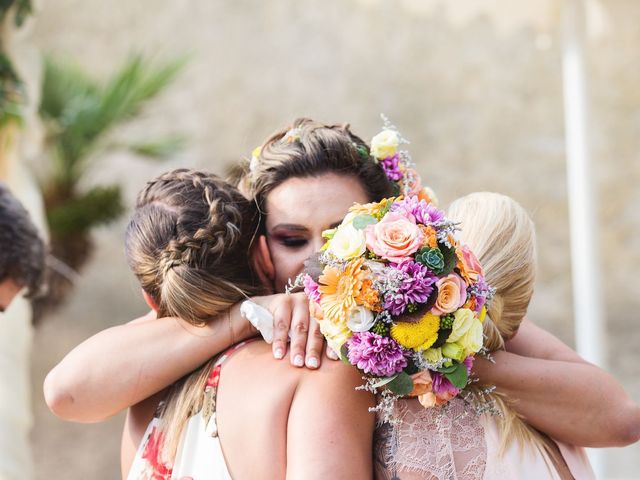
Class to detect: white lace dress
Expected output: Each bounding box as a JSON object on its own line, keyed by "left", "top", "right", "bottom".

{"left": 374, "top": 398, "right": 595, "bottom": 480}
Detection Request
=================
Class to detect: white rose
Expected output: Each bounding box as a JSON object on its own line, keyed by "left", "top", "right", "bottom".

{"left": 328, "top": 223, "right": 367, "bottom": 260}
{"left": 346, "top": 306, "right": 376, "bottom": 332}
{"left": 370, "top": 129, "right": 400, "bottom": 159}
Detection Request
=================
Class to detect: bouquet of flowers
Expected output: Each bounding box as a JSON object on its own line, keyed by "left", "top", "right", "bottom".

{"left": 302, "top": 124, "right": 493, "bottom": 416}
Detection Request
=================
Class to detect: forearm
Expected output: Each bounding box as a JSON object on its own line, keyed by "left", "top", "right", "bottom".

{"left": 44, "top": 303, "right": 252, "bottom": 423}
{"left": 474, "top": 350, "right": 640, "bottom": 447}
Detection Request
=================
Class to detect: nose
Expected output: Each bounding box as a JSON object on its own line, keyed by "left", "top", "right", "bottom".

{"left": 311, "top": 235, "right": 325, "bottom": 254}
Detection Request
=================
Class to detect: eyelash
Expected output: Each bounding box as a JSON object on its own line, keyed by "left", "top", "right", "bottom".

{"left": 279, "top": 237, "right": 308, "bottom": 248}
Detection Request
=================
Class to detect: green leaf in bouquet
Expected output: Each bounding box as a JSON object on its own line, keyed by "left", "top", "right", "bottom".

{"left": 439, "top": 243, "right": 458, "bottom": 276}
{"left": 443, "top": 362, "right": 468, "bottom": 389}
{"left": 371, "top": 374, "right": 399, "bottom": 389}
{"left": 436, "top": 363, "right": 458, "bottom": 374}
{"left": 387, "top": 371, "right": 414, "bottom": 396}
{"left": 339, "top": 343, "right": 351, "bottom": 365}
{"left": 352, "top": 214, "right": 377, "bottom": 230}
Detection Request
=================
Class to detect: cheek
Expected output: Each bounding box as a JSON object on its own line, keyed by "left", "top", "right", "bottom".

{"left": 268, "top": 243, "right": 313, "bottom": 292}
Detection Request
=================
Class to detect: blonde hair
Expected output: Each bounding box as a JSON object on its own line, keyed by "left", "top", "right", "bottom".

{"left": 236, "top": 118, "right": 395, "bottom": 221}
{"left": 447, "top": 192, "right": 552, "bottom": 458}
{"left": 125, "top": 168, "right": 265, "bottom": 461}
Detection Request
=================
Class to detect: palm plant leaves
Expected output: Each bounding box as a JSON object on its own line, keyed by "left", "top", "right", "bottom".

{"left": 40, "top": 53, "right": 187, "bottom": 191}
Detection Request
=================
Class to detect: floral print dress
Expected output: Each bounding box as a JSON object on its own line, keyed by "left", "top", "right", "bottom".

{"left": 127, "top": 340, "right": 256, "bottom": 480}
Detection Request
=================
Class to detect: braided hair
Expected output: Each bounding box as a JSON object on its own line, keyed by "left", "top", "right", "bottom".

{"left": 125, "top": 168, "right": 263, "bottom": 326}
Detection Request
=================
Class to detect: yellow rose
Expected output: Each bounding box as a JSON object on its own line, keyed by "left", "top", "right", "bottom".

{"left": 422, "top": 347, "right": 443, "bottom": 364}
{"left": 442, "top": 342, "right": 465, "bottom": 362}
{"left": 458, "top": 317, "right": 484, "bottom": 355}
{"left": 446, "top": 308, "right": 475, "bottom": 343}
{"left": 319, "top": 319, "right": 353, "bottom": 356}
{"left": 370, "top": 129, "right": 400, "bottom": 159}
{"left": 328, "top": 223, "right": 367, "bottom": 260}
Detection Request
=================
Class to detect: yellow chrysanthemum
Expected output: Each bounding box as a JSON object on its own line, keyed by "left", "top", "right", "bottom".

{"left": 318, "top": 258, "right": 366, "bottom": 325}
{"left": 391, "top": 313, "right": 441, "bottom": 351}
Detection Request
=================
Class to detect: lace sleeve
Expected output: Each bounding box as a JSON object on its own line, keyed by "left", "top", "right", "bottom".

{"left": 374, "top": 398, "right": 487, "bottom": 480}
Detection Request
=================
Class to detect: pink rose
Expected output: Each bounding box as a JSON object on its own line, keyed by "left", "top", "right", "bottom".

{"left": 431, "top": 273, "right": 468, "bottom": 315}
{"left": 457, "top": 245, "right": 484, "bottom": 284}
{"left": 365, "top": 212, "right": 424, "bottom": 263}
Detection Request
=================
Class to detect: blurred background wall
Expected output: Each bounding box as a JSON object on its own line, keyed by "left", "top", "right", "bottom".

{"left": 14, "top": 0, "right": 639, "bottom": 478}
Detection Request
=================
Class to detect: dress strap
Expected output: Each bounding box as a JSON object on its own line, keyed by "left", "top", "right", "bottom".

{"left": 201, "top": 338, "right": 259, "bottom": 437}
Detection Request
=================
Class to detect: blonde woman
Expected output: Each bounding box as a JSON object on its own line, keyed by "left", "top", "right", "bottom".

{"left": 373, "top": 192, "right": 594, "bottom": 479}
{"left": 45, "top": 120, "right": 640, "bottom": 475}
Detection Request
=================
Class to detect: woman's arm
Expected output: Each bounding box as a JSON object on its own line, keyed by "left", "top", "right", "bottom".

{"left": 44, "top": 293, "right": 327, "bottom": 423}
{"left": 474, "top": 318, "right": 640, "bottom": 447}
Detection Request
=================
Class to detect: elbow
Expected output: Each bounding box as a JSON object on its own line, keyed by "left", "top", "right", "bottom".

{"left": 43, "top": 368, "right": 82, "bottom": 422}
{"left": 605, "top": 401, "right": 640, "bottom": 447}
{"left": 618, "top": 403, "right": 640, "bottom": 446}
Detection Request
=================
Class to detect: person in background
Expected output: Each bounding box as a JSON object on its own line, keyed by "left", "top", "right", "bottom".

{"left": 0, "top": 181, "right": 45, "bottom": 312}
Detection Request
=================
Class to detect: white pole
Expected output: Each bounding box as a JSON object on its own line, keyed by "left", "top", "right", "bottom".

{"left": 561, "top": 0, "right": 606, "bottom": 476}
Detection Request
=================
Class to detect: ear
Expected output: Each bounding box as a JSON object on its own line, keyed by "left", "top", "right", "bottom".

{"left": 250, "top": 234, "right": 275, "bottom": 290}
{"left": 142, "top": 289, "right": 160, "bottom": 313}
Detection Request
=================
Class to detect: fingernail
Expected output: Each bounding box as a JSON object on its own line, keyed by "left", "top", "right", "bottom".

{"left": 294, "top": 354, "right": 304, "bottom": 367}
{"left": 328, "top": 350, "right": 339, "bottom": 360}
{"left": 274, "top": 348, "right": 284, "bottom": 359}
{"left": 307, "top": 357, "right": 319, "bottom": 369}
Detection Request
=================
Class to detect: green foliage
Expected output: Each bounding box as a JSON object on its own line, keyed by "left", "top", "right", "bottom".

{"left": 0, "top": 0, "right": 32, "bottom": 26}
{"left": 352, "top": 214, "right": 377, "bottom": 230}
{"left": 128, "top": 134, "right": 187, "bottom": 160}
{"left": 47, "top": 186, "right": 124, "bottom": 237}
{"left": 442, "top": 362, "right": 468, "bottom": 389}
{"left": 39, "top": 53, "right": 187, "bottom": 240}
{"left": 387, "top": 371, "right": 414, "bottom": 396}
{"left": 40, "top": 54, "right": 187, "bottom": 191}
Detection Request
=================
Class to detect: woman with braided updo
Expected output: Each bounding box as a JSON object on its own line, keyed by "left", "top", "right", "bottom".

{"left": 46, "top": 119, "right": 640, "bottom": 479}
{"left": 122, "top": 169, "right": 267, "bottom": 478}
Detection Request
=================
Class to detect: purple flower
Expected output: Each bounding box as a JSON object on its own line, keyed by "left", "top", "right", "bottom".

{"left": 380, "top": 154, "right": 404, "bottom": 182}
{"left": 470, "top": 275, "right": 490, "bottom": 313}
{"left": 391, "top": 196, "right": 445, "bottom": 225}
{"left": 347, "top": 332, "right": 409, "bottom": 377}
{"left": 383, "top": 260, "right": 437, "bottom": 316}
{"left": 303, "top": 274, "right": 321, "bottom": 303}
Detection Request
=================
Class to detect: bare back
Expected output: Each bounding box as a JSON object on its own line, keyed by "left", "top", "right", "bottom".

{"left": 216, "top": 340, "right": 376, "bottom": 480}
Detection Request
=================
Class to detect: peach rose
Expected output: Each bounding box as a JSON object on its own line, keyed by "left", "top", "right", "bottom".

{"left": 410, "top": 371, "right": 437, "bottom": 408}
{"left": 431, "top": 273, "right": 468, "bottom": 315}
{"left": 365, "top": 212, "right": 424, "bottom": 263}
{"left": 457, "top": 245, "right": 484, "bottom": 284}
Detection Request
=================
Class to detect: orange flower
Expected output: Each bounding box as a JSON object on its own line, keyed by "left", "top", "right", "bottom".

{"left": 319, "top": 258, "right": 367, "bottom": 324}
{"left": 420, "top": 225, "right": 439, "bottom": 248}
{"left": 355, "top": 279, "right": 383, "bottom": 312}
{"left": 456, "top": 245, "right": 484, "bottom": 284}
{"left": 349, "top": 197, "right": 397, "bottom": 219}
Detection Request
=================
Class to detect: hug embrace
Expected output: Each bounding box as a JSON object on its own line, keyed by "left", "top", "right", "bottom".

{"left": 45, "top": 118, "right": 640, "bottom": 479}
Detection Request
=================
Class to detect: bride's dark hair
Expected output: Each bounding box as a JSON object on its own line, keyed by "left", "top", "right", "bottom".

{"left": 237, "top": 117, "right": 395, "bottom": 221}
